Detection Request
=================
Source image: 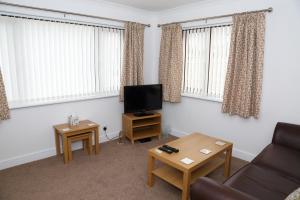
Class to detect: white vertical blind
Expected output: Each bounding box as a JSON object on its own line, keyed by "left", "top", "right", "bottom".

{"left": 0, "top": 16, "right": 124, "bottom": 108}
{"left": 183, "top": 28, "right": 210, "bottom": 97}
{"left": 182, "top": 25, "right": 231, "bottom": 101}
{"left": 208, "top": 26, "right": 232, "bottom": 99}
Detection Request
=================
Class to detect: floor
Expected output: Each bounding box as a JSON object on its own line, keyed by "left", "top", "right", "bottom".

{"left": 0, "top": 136, "right": 248, "bottom": 200}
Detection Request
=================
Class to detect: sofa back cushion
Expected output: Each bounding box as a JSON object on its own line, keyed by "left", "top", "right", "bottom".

{"left": 272, "top": 122, "right": 300, "bottom": 151}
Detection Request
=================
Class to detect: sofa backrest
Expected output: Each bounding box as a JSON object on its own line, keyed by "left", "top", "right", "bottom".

{"left": 272, "top": 122, "right": 300, "bottom": 151}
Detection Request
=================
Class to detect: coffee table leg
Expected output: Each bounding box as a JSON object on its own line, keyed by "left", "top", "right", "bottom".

{"left": 147, "top": 155, "right": 155, "bottom": 187}
{"left": 182, "top": 171, "right": 191, "bottom": 200}
{"left": 224, "top": 146, "right": 232, "bottom": 178}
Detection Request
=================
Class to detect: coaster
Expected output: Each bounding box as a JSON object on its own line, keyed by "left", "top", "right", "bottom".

{"left": 215, "top": 141, "right": 226, "bottom": 146}
{"left": 180, "top": 157, "right": 194, "bottom": 165}
{"left": 62, "top": 128, "right": 71, "bottom": 132}
{"left": 155, "top": 149, "right": 162, "bottom": 154}
{"left": 200, "top": 149, "right": 212, "bottom": 155}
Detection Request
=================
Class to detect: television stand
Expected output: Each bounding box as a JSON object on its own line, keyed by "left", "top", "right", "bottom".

{"left": 133, "top": 111, "right": 154, "bottom": 117}
{"left": 122, "top": 112, "right": 161, "bottom": 144}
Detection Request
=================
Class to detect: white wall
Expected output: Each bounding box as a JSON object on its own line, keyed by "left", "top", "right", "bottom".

{"left": 1, "top": 0, "right": 300, "bottom": 169}
{"left": 158, "top": 0, "right": 300, "bottom": 161}
{"left": 0, "top": 0, "right": 157, "bottom": 169}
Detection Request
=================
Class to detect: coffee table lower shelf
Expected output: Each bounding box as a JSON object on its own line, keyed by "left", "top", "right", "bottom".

{"left": 152, "top": 156, "right": 225, "bottom": 190}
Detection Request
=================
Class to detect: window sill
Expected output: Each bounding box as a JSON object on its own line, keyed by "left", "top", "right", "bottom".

{"left": 181, "top": 93, "right": 223, "bottom": 103}
{"left": 9, "top": 92, "right": 120, "bottom": 110}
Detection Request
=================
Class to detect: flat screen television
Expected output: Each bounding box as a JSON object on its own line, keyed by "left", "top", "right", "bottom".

{"left": 124, "top": 84, "right": 162, "bottom": 116}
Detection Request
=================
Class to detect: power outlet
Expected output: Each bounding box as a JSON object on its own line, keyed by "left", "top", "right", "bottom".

{"left": 103, "top": 126, "right": 107, "bottom": 131}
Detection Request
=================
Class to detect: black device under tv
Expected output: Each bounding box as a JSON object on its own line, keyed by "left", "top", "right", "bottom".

{"left": 124, "top": 84, "right": 163, "bottom": 117}
{"left": 138, "top": 138, "right": 152, "bottom": 143}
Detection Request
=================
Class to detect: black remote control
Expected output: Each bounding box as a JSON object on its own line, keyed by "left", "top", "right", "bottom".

{"left": 163, "top": 145, "right": 179, "bottom": 153}
{"left": 159, "top": 146, "right": 173, "bottom": 154}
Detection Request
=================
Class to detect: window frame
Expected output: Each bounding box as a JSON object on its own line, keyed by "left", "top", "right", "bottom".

{"left": 8, "top": 93, "right": 119, "bottom": 109}
{"left": 181, "top": 22, "right": 232, "bottom": 103}
{"left": 0, "top": 13, "right": 124, "bottom": 109}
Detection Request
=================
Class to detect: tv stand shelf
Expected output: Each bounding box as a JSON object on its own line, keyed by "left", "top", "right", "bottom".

{"left": 122, "top": 112, "right": 161, "bottom": 144}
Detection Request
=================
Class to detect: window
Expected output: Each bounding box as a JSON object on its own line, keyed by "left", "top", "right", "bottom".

{"left": 182, "top": 25, "right": 232, "bottom": 101}
{"left": 0, "top": 15, "right": 124, "bottom": 108}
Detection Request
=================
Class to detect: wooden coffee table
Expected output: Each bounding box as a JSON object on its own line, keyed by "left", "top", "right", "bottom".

{"left": 147, "top": 133, "right": 233, "bottom": 200}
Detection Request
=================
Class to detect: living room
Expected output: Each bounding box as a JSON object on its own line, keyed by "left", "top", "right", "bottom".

{"left": 0, "top": 0, "right": 299, "bottom": 200}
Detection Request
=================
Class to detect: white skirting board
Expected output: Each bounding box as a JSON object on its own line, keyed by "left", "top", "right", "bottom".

{"left": 0, "top": 131, "right": 120, "bottom": 171}
{"left": 169, "top": 128, "right": 256, "bottom": 162}
{"left": 0, "top": 129, "right": 255, "bottom": 170}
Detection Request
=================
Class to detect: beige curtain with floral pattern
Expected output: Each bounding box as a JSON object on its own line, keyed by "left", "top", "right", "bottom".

{"left": 0, "top": 69, "right": 10, "bottom": 120}
{"left": 120, "top": 22, "right": 145, "bottom": 101}
{"left": 159, "top": 24, "right": 183, "bottom": 103}
{"left": 222, "top": 12, "right": 266, "bottom": 118}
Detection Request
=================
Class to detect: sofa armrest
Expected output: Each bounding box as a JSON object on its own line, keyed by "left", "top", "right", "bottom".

{"left": 190, "top": 177, "right": 257, "bottom": 200}
{"left": 272, "top": 122, "right": 300, "bottom": 151}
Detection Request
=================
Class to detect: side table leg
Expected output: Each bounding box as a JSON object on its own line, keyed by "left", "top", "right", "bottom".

{"left": 88, "top": 133, "right": 92, "bottom": 155}
{"left": 94, "top": 128, "right": 100, "bottom": 154}
{"left": 55, "top": 130, "right": 61, "bottom": 156}
{"left": 68, "top": 139, "right": 73, "bottom": 161}
{"left": 63, "top": 135, "right": 69, "bottom": 164}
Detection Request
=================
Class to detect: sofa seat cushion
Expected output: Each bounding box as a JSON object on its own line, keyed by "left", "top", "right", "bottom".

{"left": 224, "top": 164, "right": 300, "bottom": 200}
{"left": 252, "top": 144, "right": 300, "bottom": 180}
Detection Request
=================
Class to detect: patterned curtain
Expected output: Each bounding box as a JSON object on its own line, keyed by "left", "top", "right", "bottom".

{"left": 119, "top": 22, "right": 145, "bottom": 101}
{"left": 0, "top": 69, "right": 10, "bottom": 120}
{"left": 222, "top": 12, "right": 266, "bottom": 119}
{"left": 159, "top": 24, "right": 183, "bottom": 103}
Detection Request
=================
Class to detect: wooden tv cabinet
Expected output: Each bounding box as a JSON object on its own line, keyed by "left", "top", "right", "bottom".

{"left": 122, "top": 112, "right": 161, "bottom": 144}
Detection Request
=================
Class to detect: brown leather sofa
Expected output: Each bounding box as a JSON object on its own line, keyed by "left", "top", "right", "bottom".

{"left": 190, "top": 122, "right": 300, "bottom": 200}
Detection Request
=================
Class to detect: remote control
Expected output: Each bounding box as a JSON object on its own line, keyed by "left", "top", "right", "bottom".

{"left": 163, "top": 145, "right": 179, "bottom": 153}
{"left": 158, "top": 146, "right": 173, "bottom": 154}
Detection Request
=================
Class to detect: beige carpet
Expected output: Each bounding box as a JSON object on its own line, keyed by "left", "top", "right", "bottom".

{"left": 0, "top": 136, "right": 248, "bottom": 200}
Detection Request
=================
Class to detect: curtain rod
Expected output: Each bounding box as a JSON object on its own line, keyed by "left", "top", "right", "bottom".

{"left": 0, "top": 1, "right": 151, "bottom": 27}
{"left": 0, "top": 12, "right": 125, "bottom": 30}
{"left": 157, "top": 7, "right": 273, "bottom": 27}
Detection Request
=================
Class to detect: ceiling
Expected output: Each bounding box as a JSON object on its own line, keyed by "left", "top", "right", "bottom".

{"left": 103, "top": 0, "right": 205, "bottom": 11}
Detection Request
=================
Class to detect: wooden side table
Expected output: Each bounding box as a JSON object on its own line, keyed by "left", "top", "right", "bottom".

{"left": 53, "top": 120, "right": 100, "bottom": 164}
{"left": 68, "top": 132, "right": 92, "bottom": 161}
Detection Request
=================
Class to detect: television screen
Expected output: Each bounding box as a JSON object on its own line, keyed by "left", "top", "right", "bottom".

{"left": 124, "top": 84, "right": 162, "bottom": 114}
